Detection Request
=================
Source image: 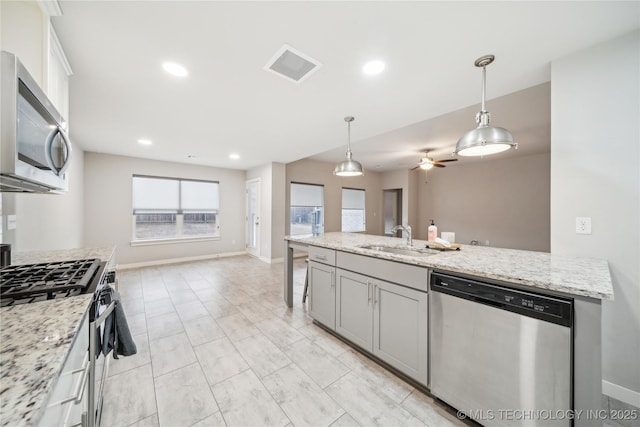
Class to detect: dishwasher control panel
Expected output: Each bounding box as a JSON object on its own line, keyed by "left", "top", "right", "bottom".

{"left": 431, "top": 272, "right": 573, "bottom": 327}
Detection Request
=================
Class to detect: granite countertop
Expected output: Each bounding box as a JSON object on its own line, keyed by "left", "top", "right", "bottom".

{"left": 0, "top": 246, "right": 116, "bottom": 426}
{"left": 286, "top": 232, "right": 614, "bottom": 300}
{"left": 0, "top": 295, "right": 93, "bottom": 426}
{"left": 11, "top": 246, "right": 116, "bottom": 268}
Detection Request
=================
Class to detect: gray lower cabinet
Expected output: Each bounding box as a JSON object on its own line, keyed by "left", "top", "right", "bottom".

{"left": 335, "top": 268, "right": 428, "bottom": 385}
{"left": 308, "top": 260, "right": 336, "bottom": 329}
{"left": 335, "top": 269, "right": 372, "bottom": 349}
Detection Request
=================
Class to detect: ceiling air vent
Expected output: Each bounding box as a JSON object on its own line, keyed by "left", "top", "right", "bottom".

{"left": 264, "top": 44, "right": 321, "bottom": 84}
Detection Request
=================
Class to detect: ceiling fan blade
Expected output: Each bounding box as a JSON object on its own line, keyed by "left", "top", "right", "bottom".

{"left": 410, "top": 165, "right": 420, "bottom": 170}
{"left": 435, "top": 159, "right": 458, "bottom": 163}
{"left": 433, "top": 163, "right": 446, "bottom": 168}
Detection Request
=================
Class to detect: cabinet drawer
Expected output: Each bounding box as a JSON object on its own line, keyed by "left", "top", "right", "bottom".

{"left": 308, "top": 246, "right": 336, "bottom": 266}
{"left": 337, "top": 251, "right": 428, "bottom": 292}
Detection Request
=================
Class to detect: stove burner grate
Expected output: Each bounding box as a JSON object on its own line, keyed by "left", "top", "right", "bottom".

{"left": 0, "top": 259, "right": 101, "bottom": 304}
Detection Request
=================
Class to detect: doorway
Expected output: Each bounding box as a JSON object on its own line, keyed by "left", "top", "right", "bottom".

{"left": 246, "top": 179, "right": 260, "bottom": 257}
{"left": 383, "top": 189, "right": 403, "bottom": 237}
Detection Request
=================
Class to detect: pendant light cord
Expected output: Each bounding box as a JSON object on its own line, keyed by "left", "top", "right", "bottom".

{"left": 481, "top": 65, "right": 487, "bottom": 113}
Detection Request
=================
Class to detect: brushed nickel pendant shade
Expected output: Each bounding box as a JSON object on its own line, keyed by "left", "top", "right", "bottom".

{"left": 454, "top": 55, "right": 517, "bottom": 157}
{"left": 334, "top": 116, "right": 364, "bottom": 177}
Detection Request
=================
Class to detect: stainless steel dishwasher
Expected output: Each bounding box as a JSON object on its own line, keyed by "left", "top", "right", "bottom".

{"left": 429, "top": 271, "right": 573, "bottom": 427}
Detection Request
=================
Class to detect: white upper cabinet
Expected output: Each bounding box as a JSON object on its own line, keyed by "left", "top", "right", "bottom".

{"left": 47, "top": 27, "right": 72, "bottom": 124}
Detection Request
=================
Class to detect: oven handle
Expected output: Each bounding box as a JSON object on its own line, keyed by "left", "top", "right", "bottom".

{"left": 88, "top": 299, "right": 116, "bottom": 427}
{"left": 93, "top": 300, "right": 116, "bottom": 327}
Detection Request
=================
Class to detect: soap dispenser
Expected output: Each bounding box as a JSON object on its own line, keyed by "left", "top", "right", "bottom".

{"left": 428, "top": 219, "right": 438, "bottom": 241}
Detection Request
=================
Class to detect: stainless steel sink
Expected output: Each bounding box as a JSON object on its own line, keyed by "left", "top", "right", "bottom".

{"left": 359, "top": 245, "right": 440, "bottom": 257}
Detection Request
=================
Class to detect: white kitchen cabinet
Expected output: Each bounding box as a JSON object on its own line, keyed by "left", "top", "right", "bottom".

{"left": 308, "top": 247, "right": 336, "bottom": 330}
{"left": 47, "top": 27, "right": 72, "bottom": 122}
{"left": 335, "top": 267, "right": 428, "bottom": 385}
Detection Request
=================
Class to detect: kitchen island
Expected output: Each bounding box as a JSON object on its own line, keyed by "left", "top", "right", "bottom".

{"left": 0, "top": 246, "right": 115, "bottom": 426}
{"left": 284, "top": 232, "right": 613, "bottom": 427}
{"left": 284, "top": 233, "right": 613, "bottom": 303}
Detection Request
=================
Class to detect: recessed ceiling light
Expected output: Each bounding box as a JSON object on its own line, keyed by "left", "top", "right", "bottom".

{"left": 162, "top": 61, "right": 188, "bottom": 77}
{"left": 362, "top": 60, "right": 385, "bottom": 76}
{"left": 137, "top": 139, "right": 152, "bottom": 145}
{"left": 229, "top": 153, "right": 240, "bottom": 160}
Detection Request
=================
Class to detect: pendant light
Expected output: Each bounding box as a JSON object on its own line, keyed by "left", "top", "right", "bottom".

{"left": 454, "top": 55, "right": 517, "bottom": 157}
{"left": 333, "top": 116, "right": 364, "bottom": 177}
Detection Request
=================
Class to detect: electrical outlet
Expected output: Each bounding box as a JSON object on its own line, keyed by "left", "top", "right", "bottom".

{"left": 575, "top": 217, "right": 592, "bottom": 235}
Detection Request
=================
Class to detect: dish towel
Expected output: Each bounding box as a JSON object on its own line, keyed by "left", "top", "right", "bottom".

{"left": 101, "top": 287, "right": 137, "bottom": 358}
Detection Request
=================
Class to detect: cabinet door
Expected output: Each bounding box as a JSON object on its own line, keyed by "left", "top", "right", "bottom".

{"left": 308, "top": 261, "right": 335, "bottom": 329}
{"left": 372, "top": 280, "right": 428, "bottom": 385}
{"left": 335, "top": 269, "right": 373, "bottom": 351}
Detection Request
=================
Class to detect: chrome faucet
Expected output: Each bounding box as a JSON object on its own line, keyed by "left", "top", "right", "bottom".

{"left": 391, "top": 224, "right": 412, "bottom": 247}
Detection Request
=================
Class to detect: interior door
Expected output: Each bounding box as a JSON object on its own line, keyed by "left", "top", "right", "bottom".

{"left": 383, "top": 189, "right": 402, "bottom": 236}
{"left": 246, "top": 179, "right": 260, "bottom": 257}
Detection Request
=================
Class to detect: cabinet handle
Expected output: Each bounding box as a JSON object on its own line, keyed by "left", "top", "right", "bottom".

{"left": 47, "top": 352, "right": 90, "bottom": 407}
{"left": 331, "top": 271, "right": 334, "bottom": 289}
{"left": 315, "top": 254, "right": 327, "bottom": 261}
{"left": 367, "top": 281, "right": 371, "bottom": 303}
{"left": 373, "top": 284, "right": 378, "bottom": 307}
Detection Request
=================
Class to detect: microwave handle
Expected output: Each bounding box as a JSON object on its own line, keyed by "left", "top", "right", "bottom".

{"left": 44, "top": 126, "right": 73, "bottom": 176}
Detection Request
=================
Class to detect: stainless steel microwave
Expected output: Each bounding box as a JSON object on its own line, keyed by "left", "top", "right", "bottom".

{"left": 1, "top": 51, "right": 72, "bottom": 193}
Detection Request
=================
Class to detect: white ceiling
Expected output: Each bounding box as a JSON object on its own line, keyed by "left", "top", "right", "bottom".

{"left": 52, "top": 1, "right": 640, "bottom": 172}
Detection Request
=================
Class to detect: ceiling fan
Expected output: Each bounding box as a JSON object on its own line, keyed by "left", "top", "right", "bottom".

{"left": 410, "top": 150, "right": 458, "bottom": 170}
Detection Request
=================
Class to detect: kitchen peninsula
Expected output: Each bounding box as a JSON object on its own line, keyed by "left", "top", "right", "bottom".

{"left": 284, "top": 232, "right": 613, "bottom": 427}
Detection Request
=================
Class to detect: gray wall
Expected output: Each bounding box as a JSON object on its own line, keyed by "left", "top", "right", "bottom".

{"left": 285, "top": 159, "right": 383, "bottom": 236}
{"left": 416, "top": 152, "right": 551, "bottom": 252}
{"left": 84, "top": 152, "right": 246, "bottom": 265}
{"left": 551, "top": 31, "right": 640, "bottom": 400}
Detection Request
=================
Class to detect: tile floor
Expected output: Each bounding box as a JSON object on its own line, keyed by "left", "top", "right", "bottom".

{"left": 101, "top": 255, "right": 636, "bottom": 427}
{"left": 101, "top": 255, "right": 466, "bottom": 427}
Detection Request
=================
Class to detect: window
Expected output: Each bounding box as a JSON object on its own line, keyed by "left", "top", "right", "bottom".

{"left": 132, "top": 175, "right": 220, "bottom": 243}
{"left": 290, "top": 183, "right": 324, "bottom": 236}
{"left": 342, "top": 188, "right": 365, "bottom": 232}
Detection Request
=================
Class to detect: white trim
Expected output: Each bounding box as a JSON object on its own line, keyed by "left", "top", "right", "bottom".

{"left": 38, "top": 0, "right": 63, "bottom": 16}
{"left": 49, "top": 27, "right": 73, "bottom": 76}
{"left": 602, "top": 380, "right": 640, "bottom": 408}
{"left": 118, "top": 251, "right": 247, "bottom": 270}
{"left": 246, "top": 178, "right": 261, "bottom": 258}
{"left": 255, "top": 256, "right": 285, "bottom": 265}
{"left": 130, "top": 235, "right": 220, "bottom": 247}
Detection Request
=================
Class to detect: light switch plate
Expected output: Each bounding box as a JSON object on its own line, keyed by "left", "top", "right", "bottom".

{"left": 575, "top": 217, "right": 591, "bottom": 235}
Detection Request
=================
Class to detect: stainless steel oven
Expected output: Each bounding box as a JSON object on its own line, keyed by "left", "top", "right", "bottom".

{"left": 1, "top": 51, "right": 72, "bottom": 193}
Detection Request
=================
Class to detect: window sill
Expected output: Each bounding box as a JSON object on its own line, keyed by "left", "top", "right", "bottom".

{"left": 130, "top": 235, "right": 220, "bottom": 247}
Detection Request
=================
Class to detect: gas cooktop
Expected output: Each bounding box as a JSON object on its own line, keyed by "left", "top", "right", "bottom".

{"left": 0, "top": 259, "right": 103, "bottom": 306}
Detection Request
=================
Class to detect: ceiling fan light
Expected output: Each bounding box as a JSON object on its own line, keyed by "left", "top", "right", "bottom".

{"left": 419, "top": 162, "right": 434, "bottom": 170}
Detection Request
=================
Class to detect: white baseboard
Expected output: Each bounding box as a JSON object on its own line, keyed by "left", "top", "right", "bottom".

{"left": 603, "top": 380, "right": 640, "bottom": 408}
{"left": 118, "top": 251, "right": 247, "bottom": 270}
{"left": 261, "top": 256, "right": 284, "bottom": 264}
